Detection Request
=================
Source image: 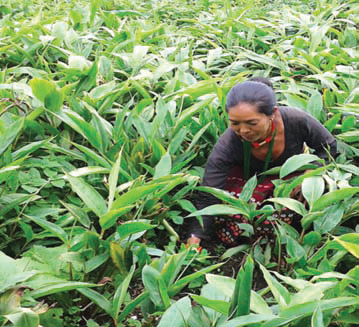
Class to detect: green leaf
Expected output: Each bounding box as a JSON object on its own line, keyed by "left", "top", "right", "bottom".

{"left": 186, "top": 122, "right": 211, "bottom": 153}
{"left": 66, "top": 173, "right": 107, "bottom": 218}
{"left": 0, "top": 194, "right": 40, "bottom": 217}
{"left": 0, "top": 118, "right": 25, "bottom": 157}
{"left": 268, "top": 198, "right": 307, "bottom": 216}
{"left": 111, "top": 183, "right": 164, "bottom": 209}
{"left": 303, "top": 231, "right": 321, "bottom": 246}
{"left": 261, "top": 297, "right": 359, "bottom": 327}
{"left": 259, "top": 264, "right": 290, "bottom": 310}
{"left": 333, "top": 234, "right": 359, "bottom": 258}
{"left": 154, "top": 152, "right": 171, "bottom": 179}
{"left": 301, "top": 212, "right": 325, "bottom": 230}
{"left": 85, "top": 253, "right": 110, "bottom": 274}
{"left": 169, "top": 128, "right": 188, "bottom": 156}
{"left": 341, "top": 115, "right": 356, "bottom": 132}
{"left": 173, "top": 97, "right": 215, "bottom": 134}
{"left": 231, "top": 255, "right": 254, "bottom": 317}
{"left": 302, "top": 176, "right": 325, "bottom": 208}
{"left": 0, "top": 270, "right": 38, "bottom": 294}
{"left": 205, "top": 274, "right": 234, "bottom": 296}
{"left": 311, "top": 305, "right": 324, "bottom": 327}
{"left": 68, "top": 166, "right": 110, "bottom": 177}
{"left": 324, "top": 113, "right": 341, "bottom": 132}
{"left": 51, "top": 109, "right": 102, "bottom": 151}
{"left": 286, "top": 236, "right": 306, "bottom": 262}
{"left": 110, "top": 242, "right": 130, "bottom": 276}
{"left": 177, "top": 199, "right": 197, "bottom": 213}
{"left": 311, "top": 187, "right": 359, "bottom": 211}
{"left": 108, "top": 148, "right": 124, "bottom": 209}
{"left": 207, "top": 48, "right": 222, "bottom": 67}
{"left": 30, "top": 78, "right": 55, "bottom": 102}
{"left": 337, "top": 130, "right": 359, "bottom": 143}
{"left": 142, "top": 265, "right": 163, "bottom": 307}
{"left": 188, "top": 204, "right": 249, "bottom": 218}
{"left": 100, "top": 206, "right": 134, "bottom": 231}
{"left": 242, "top": 49, "right": 287, "bottom": 70}
{"left": 117, "top": 221, "right": 156, "bottom": 239}
{"left": 65, "top": 111, "right": 103, "bottom": 151}
{"left": 75, "top": 59, "right": 98, "bottom": 96}
{"left": 30, "top": 282, "right": 99, "bottom": 298}
{"left": 117, "top": 292, "right": 149, "bottom": 323}
{"left": 0, "top": 165, "right": 20, "bottom": 180}
{"left": 250, "top": 291, "right": 273, "bottom": 315}
{"left": 59, "top": 201, "right": 91, "bottom": 228}
{"left": 157, "top": 296, "right": 192, "bottom": 327}
{"left": 239, "top": 175, "right": 257, "bottom": 202}
{"left": 307, "top": 91, "right": 323, "bottom": 121}
{"left": 78, "top": 288, "right": 112, "bottom": 315}
{"left": 191, "top": 295, "right": 229, "bottom": 315}
{"left": 90, "top": 0, "right": 99, "bottom": 26}
{"left": 280, "top": 154, "right": 320, "bottom": 179}
{"left": 5, "top": 308, "right": 39, "bottom": 327}
{"left": 72, "top": 143, "right": 112, "bottom": 169}
{"left": 12, "top": 139, "right": 50, "bottom": 161}
{"left": 218, "top": 314, "right": 276, "bottom": 327}
{"left": 25, "top": 215, "right": 68, "bottom": 245}
{"left": 160, "top": 251, "right": 188, "bottom": 287}
{"left": 177, "top": 79, "right": 217, "bottom": 99}
{"left": 44, "top": 87, "right": 63, "bottom": 112}
{"left": 207, "top": 273, "right": 271, "bottom": 315}
{"left": 112, "top": 265, "right": 135, "bottom": 320}
{"left": 196, "top": 186, "right": 248, "bottom": 206}
{"left": 157, "top": 274, "right": 171, "bottom": 309}
{"left": 168, "top": 263, "right": 223, "bottom": 297}
{"left": 220, "top": 244, "right": 251, "bottom": 260}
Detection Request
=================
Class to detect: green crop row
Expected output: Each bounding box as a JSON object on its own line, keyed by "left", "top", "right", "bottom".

{"left": 0, "top": 0, "right": 358, "bottom": 326}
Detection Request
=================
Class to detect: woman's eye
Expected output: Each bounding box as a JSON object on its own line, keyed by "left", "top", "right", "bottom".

{"left": 249, "top": 122, "right": 258, "bottom": 126}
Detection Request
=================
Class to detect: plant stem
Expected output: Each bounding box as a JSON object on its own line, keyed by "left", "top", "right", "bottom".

{"left": 298, "top": 228, "right": 306, "bottom": 244}
{"left": 161, "top": 219, "right": 179, "bottom": 241}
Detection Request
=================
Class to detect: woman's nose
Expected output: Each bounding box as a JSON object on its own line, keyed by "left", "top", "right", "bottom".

{"left": 239, "top": 126, "right": 250, "bottom": 135}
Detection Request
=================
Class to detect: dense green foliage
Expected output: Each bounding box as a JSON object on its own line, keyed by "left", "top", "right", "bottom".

{"left": 0, "top": 0, "right": 358, "bottom": 326}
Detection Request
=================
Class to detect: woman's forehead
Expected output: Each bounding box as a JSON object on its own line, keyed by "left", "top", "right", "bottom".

{"left": 228, "top": 102, "right": 267, "bottom": 120}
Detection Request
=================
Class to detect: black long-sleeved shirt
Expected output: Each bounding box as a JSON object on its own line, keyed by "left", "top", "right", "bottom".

{"left": 188, "top": 107, "right": 337, "bottom": 239}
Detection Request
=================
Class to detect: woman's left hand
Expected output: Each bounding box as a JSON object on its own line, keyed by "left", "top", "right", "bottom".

{"left": 290, "top": 184, "right": 304, "bottom": 202}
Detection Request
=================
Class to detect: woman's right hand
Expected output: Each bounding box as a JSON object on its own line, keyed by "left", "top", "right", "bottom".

{"left": 187, "top": 235, "right": 201, "bottom": 245}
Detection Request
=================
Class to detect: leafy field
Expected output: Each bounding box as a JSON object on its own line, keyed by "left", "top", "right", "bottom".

{"left": 0, "top": 0, "right": 359, "bottom": 326}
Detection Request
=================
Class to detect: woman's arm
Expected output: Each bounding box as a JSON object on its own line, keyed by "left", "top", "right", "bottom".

{"left": 186, "top": 130, "right": 239, "bottom": 241}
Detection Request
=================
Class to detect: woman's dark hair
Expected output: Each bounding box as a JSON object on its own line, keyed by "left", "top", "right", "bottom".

{"left": 225, "top": 81, "right": 276, "bottom": 116}
{"left": 248, "top": 77, "right": 273, "bottom": 89}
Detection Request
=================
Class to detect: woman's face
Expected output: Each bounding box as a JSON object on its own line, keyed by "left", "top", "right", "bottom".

{"left": 228, "top": 102, "right": 272, "bottom": 143}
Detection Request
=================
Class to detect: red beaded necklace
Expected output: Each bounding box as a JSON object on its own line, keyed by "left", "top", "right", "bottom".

{"left": 251, "top": 120, "right": 275, "bottom": 148}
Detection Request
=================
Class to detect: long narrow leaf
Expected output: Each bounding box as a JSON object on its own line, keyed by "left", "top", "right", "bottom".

{"left": 236, "top": 255, "right": 254, "bottom": 316}
{"left": 66, "top": 173, "right": 107, "bottom": 218}
{"left": 218, "top": 314, "right": 276, "bottom": 327}
{"left": 25, "top": 215, "right": 68, "bottom": 245}
{"left": 312, "top": 188, "right": 359, "bottom": 211}
{"left": 113, "top": 265, "right": 135, "bottom": 320}
{"left": 108, "top": 147, "right": 124, "bottom": 210}
{"left": 30, "top": 282, "right": 99, "bottom": 298}
{"left": 191, "top": 295, "right": 230, "bottom": 315}
{"left": 111, "top": 183, "right": 164, "bottom": 209}
{"left": 188, "top": 204, "right": 249, "bottom": 218}
{"left": 78, "top": 288, "right": 112, "bottom": 316}
{"left": 261, "top": 297, "right": 359, "bottom": 327}
{"left": 0, "top": 118, "right": 24, "bottom": 156}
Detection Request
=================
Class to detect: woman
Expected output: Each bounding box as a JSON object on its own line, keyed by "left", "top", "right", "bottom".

{"left": 187, "top": 80, "right": 337, "bottom": 246}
